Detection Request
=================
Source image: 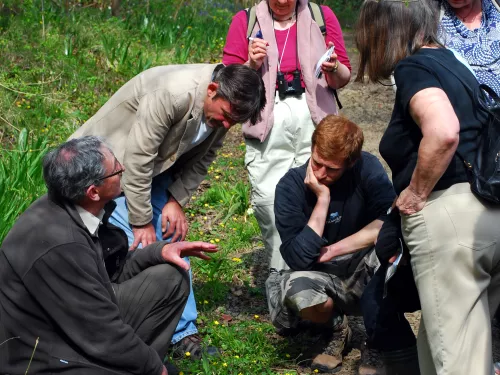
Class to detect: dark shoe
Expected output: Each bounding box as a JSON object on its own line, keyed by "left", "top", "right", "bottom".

{"left": 358, "top": 342, "right": 386, "bottom": 375}
{"left": 311, "top": 315, "right": 352, "bottom": 373}
{"left": 170, "top": 334, "right": 219, "bottom": 360}
{"left": 382, "top": 345, "right": 420, "bottom": 375}
{"left": 164, "top": 362, "right": 180, "bottom": 375}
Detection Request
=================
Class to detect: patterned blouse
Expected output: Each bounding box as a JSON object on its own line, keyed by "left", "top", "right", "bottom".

{"left": 437, "top": 0, "right": 500, "bottom": 95}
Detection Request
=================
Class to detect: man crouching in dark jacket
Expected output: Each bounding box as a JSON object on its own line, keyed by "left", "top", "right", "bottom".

{"left": 0, "top": 136, "right": 217, "bottom": 375}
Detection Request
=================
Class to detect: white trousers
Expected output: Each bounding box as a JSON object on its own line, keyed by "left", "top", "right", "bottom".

{"left": 245, "top": 93, "right": 316, "bottom": 271}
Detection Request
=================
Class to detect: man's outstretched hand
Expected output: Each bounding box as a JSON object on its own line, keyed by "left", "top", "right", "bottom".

{"left": 161, "top": 241, "right": 218, "bottom": 270}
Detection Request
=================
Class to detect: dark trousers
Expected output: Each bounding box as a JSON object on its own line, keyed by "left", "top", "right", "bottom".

{"left": 360, "top": 263, "right": 420, "bottom": 352}
{"left": 113, "top": 263, "right": 189, "bottom": 360}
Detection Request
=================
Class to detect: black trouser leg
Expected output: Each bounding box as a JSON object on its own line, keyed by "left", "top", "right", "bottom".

{"left": 114, "top": 263, "right": 189, "bottom": 360}
{"left": 360, "top": 265, "right": 417, "bottom": 352}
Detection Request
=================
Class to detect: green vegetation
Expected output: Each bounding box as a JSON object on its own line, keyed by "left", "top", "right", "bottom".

{"left": 0, "top": 1, "right": 360, "bottom": 373}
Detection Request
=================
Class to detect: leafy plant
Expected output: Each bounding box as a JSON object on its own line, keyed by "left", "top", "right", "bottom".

{"left": 0, "top": 129, "right": 48, "bottom": 243}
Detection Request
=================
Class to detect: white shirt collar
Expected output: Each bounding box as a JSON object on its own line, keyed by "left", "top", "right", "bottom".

{"left": 75, "top": 205, "right": 105, "bottom": 237}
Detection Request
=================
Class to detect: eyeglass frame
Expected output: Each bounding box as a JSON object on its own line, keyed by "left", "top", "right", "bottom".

{"left": 97, "top": 168, "right": 125, "bottom": 181}
{"left": 96, "top": 157, "right": 125, "bottom": 181}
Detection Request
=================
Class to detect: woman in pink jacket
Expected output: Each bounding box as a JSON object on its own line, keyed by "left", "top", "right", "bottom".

{"left": 223, "top": 0, "right": 351, "bottom": 282}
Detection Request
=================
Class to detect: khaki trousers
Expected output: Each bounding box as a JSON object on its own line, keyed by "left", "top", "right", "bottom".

{"left": 245, "top": 93, "right": 316, "bottom": 271}
{"left": 402, "top": 183, "right": 500, "bottom": 375}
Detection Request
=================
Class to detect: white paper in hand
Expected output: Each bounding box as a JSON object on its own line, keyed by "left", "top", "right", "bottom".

{"left": 315, "top": 45, "right": 335, "bottom": 78}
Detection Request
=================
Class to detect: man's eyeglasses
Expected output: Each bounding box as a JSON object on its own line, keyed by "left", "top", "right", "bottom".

{"left": 97, "top": 168, "right": 125, "bottom": 181}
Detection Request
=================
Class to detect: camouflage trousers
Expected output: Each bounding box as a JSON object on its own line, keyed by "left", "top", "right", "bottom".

{"left": 265, "top": 249, "right": 380, "bottom": 330}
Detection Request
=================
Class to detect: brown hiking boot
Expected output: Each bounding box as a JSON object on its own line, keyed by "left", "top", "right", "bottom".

{"left": 311, "top": 315, "right": 352, "bottom": 373}
{"left": 358, "top": 342, "right": 386, "bottom": 375}
{"left": 170, "top": 334, "right": 219, "bottom": 360}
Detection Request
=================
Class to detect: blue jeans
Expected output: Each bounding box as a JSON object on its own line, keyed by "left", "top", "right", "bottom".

{"left": 109, "top": 172, "right": 198, "bottom": 344}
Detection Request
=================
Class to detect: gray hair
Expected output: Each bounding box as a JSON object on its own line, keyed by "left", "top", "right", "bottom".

{"left": 42, "top": 136, "right": 109, "bottom": 203}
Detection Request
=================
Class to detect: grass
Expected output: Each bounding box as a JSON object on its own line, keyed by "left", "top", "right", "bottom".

{"left": 0, "top": 1, "right": 361, "bottom": 374}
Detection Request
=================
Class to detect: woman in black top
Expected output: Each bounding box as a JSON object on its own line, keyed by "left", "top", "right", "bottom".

{"left": 356, "top": 1, "right": 500, "bottom": 374}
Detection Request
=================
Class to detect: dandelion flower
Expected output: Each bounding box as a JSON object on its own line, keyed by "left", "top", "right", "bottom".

{"left": 215, "top": 239, "right": 220, "bottom": 243}
{"left": 185, "top": 352, "right": 191, "bottom": 357}
{"left": 254, "top": 315, "right": 260, "bottom": 319}
{"left": 213, "top": 320, "right": 220, "bottom": 325}
{"left": 314, "top": 370, "right": 319, "bottom": 373}
{"left": 223, "top": 363, "right": 227, "bottom": 367}
{"left": 210, "top": 240, "right": 215, "bottom": 244}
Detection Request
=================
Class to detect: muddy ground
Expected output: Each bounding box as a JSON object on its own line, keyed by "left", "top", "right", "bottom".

{"left": 213, "top": 31, "right": 500, "bottom": 374}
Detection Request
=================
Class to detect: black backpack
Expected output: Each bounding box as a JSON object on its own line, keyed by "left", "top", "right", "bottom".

{"left": 427, "top": 55, "right": 500, "bottom": 204}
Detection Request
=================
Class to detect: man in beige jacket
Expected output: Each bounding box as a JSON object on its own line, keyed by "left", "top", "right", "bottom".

{"left": 71, "top": 63, "right": 265, "bottom": 360}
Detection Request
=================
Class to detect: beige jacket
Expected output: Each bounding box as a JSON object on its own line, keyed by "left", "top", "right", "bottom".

{"left": 71, "top": 64, "right": 227, "bottom": 226}
{"left": 242, "top": 0, "right": 338, "bottom": 142}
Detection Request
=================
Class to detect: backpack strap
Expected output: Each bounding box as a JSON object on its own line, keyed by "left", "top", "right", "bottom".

{"left": 246, "top": 6, "right": 258, "bottom": 39}
{"left": 308, "top": 2, "right": 326, "bottom": 36}
{"left": 494, "top": 0, "right": 500, "bottom": 13}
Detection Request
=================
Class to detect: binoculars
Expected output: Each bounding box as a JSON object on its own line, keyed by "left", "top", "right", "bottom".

{"left": 277, "top": 70, "right": 303, "bottom": 100}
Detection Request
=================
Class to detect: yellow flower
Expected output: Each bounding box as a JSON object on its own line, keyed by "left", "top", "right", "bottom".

{"left": 215, "top": 175, "right": 220, "bottom": 179}
{"left": 240, "top": 142, "right": 245, "bottom": 146}
{"left": 185, "top": 352, "right": 191, "bottom": 357}
{"left": 219, "top": 223, "right": 225, "bottom": 227}
{"left": 215, "top": 238, "right": 220, "bottom": 243}
{"left": 222, "top": 363, "right": 227, "bottom": 367}
{"left": 254, "top": 315, "right": 260, "bottom": 319}
{"left": 285, "top": 354, "right": 290, "bottom": 358}
{"left": 213, "top": 320, "right": 220, "bottom": 325}
{"left": 219, "top": 200, "right": 223, "bottom": 203}
{"left": 203, "top": 216, "right": 207, "bottom": 221}
{"left": 179, "top": 373, "right": 184, "bottom": 375}
{"left": 204, "top": 203, "right": 209, "bottom": 207}
{"left": 204, "top": 300, "right": 209, "bottom": 304}
{"left": 232, "top": 257, "right": 242, "bottom": 263}
{"left": 232, "top": 227, "right": 237, "bottom": 231}
{"left": 199, "top": 231, "right": 203, "bottom": 235}
{"left": 190, "top": 213, "right": 194, "bottom": 217}
{"left": 314, "top": 370, "right": 319, "bottom": 373}
{"left": 192, "top": 196, "right": 196, "bottom": 200}
{"left": 234, "top": 355, "right": 240, "bottom": 359}
{"left": 210, "top": 240, "right": 215, "bottom": 244}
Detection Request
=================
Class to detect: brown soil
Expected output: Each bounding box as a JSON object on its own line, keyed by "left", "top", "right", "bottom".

{"left": 210, "top": 31, "right": 500, "bottom": 374}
